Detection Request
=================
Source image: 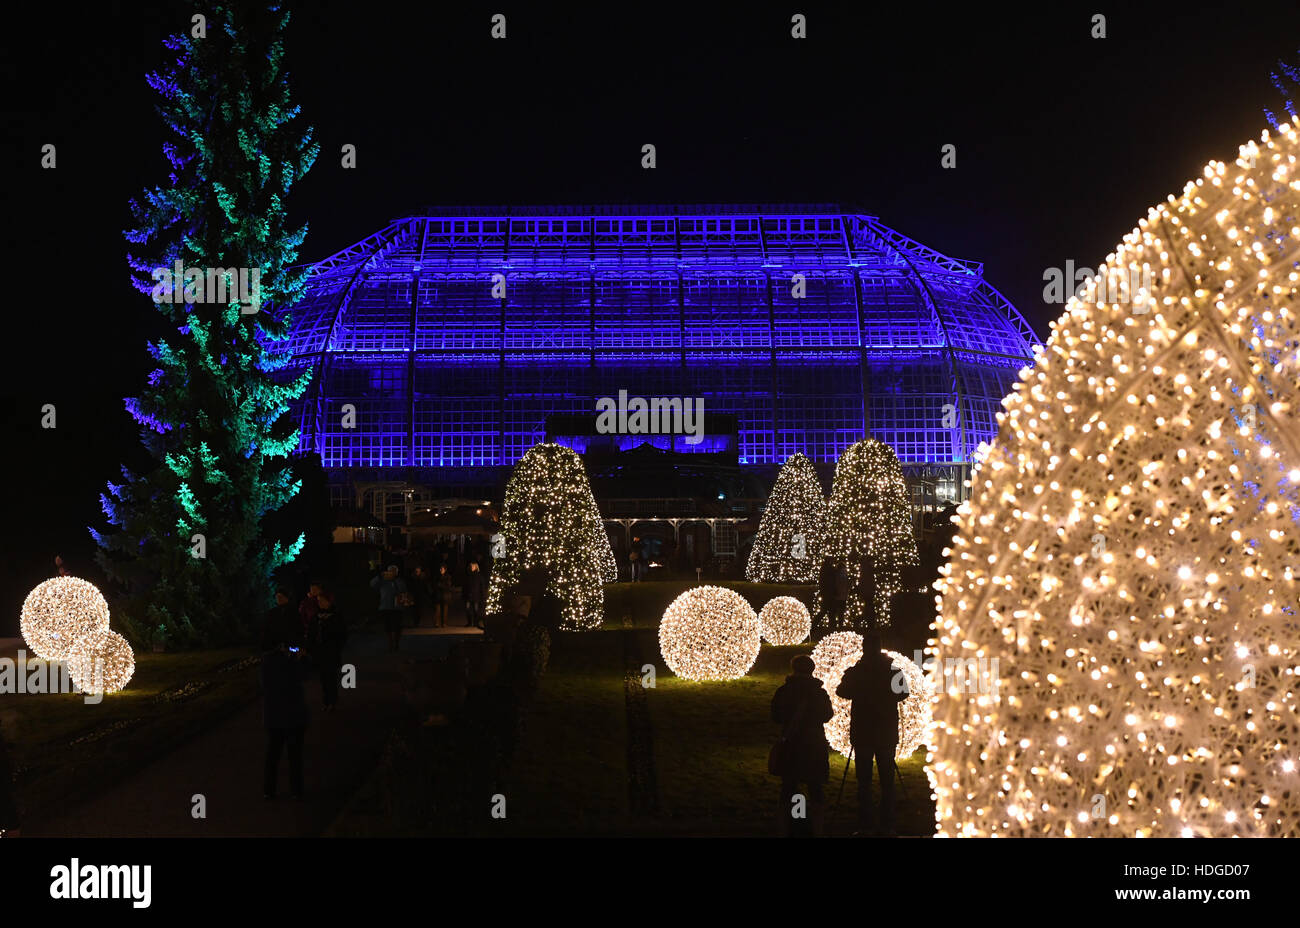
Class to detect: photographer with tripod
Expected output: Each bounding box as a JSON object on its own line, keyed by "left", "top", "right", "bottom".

{"left": 836, "top": 630, "right": 908, "bottom": 835}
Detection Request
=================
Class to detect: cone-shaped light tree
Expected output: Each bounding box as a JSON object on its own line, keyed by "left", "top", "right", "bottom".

{"left": 486, "top": 444, "right": 613, "bottom": 630}
{"left": 746, "top": 453, "right": 826, "bottom": 583}
{"left": 90, "top": 3, "right": 318, "bottom": 647}
{"left": 814, "top": 439, "right": 918, "bottom": 628}
{"left": 930, "top": 125, "right": 1300, "bottom": 837}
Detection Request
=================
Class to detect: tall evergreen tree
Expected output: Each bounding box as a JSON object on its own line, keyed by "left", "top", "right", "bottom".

{"left": 814, "top": 439, "right": 918, "bottom": 629}
{"left": 746, "top": 453, "right": 825, "bottom": 583}
{"left": 486, "top": 444, "right": 612, "bottom": 630}
{"left": 91, "top": 4, "right": 318, "bottom": 647}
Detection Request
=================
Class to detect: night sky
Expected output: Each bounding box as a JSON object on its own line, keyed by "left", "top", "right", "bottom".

{"left": 2, "top": 0, "right": 1298, "bottom": 634}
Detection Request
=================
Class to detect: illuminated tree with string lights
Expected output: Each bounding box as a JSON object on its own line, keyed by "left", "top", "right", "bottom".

{"left": 486, "top": 444, "right": 613, "bottom": 630}
{"left": 90, "top": 3, "right": 318, "bottom": 646}
{"left": 747, "top": 453, "right": 825, "bottom": 583}
{"left": 930, "top": 125, "right": 1300, "bottom": 837}
{"left": 814, "top": 439, "right": 918, "bottom": 629}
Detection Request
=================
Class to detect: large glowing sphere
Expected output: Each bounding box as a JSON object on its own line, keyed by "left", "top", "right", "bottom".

{"left": 20, "top": 577, "right": 111, "bottom": 662}
{"left": 66, "top": 628, "right": 136, "bottom": 695}
{"left": 758, "top": 596, "right": 811, "bottom": 645}
{"left": 931, "top": 126, "right": 1300, "bottom": 837}
{"left": 812, "top": 632, "right": 863, "bottom": 756}
{"left": 659, "top": 586, "right": 761, "bottom": 681}
{"left": 811, "top": 633, "right": 933, "bottom": 760}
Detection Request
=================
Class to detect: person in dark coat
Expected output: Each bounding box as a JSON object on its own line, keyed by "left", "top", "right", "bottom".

{"left": 371, "top": 565, "right": 408, "bottom": 652}
{"left": 770, "top": 654, "right": 835, "bottom": 836}
{"left": 0, "top": 719, "right": 19, "bottom": 837}
{"left": 299, "top": 581, "right": 322, "bottom": 639}
{"left": 260, "top": 587, "right": 302, "bottom": 652}
{"left": 836, "top": 631, "right": 909, "bottom": 835}
{"left": 434, "top": 564, "right": 454, "bottom": 627}
{"left": 260, "top": 636, "right": 309, "bottom": 800}
{"left": 462, "top": 561, "right": 485, "bottom": 628}
{"left": 308, "top": 589, "right": 348, "bottom": 711}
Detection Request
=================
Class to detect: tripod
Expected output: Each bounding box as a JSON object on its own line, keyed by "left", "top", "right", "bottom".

{"left": 831, "top": 747, "right": 908, "bottom": 835}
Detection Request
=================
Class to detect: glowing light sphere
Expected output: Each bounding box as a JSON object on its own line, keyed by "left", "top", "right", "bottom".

{"left": 812, "top": 632, "right": 863, "bottom": 756}
{"left": 758, "top": 596, "right": 812, "bottom": 645}
{"left": 885, "top": 649, "right": 934, "bottom": 759}
{"left": 930, "top": 125, "right": 1300, "bottom": 837}
{"left": 810, "top": 633, "right": 933, "bottom": 760}
{"left": 20, "top": 577, "right": 111, "bottom": 662}
{"left": 659, "top": 586, "right": 760, "bottom": 681}
{"left": 66, "top": 628, "right": 136, "bottom": 695}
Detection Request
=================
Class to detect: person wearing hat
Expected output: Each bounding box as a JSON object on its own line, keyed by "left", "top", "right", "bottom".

{"left": 261, "top": 585, "right": 303, "bottom": 652}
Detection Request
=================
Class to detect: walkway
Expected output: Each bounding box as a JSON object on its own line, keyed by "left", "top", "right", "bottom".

{"left": 27, "top": 629, "right": 475, "bottom": 837}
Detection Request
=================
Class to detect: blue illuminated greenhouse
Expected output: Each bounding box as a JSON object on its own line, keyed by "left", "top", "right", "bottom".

{"left": 274, "top": 205, "right": 1039, "bottom": 523}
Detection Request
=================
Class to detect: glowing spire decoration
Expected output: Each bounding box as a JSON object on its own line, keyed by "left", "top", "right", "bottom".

{"left": 814, "top": 439, "right": 918, "bottom": 629}
{"left": 747, "top": 453, "right": 826, "bottom": 583}
{"left": 930, "top": 125, "right": 1300, "bottom": 837}
{"left": 485, "top": 443, "right": 613, "bottom": 630}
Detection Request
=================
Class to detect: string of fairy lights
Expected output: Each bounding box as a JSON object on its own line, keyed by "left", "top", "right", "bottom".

{"left": 20, "top": 577, "right": 135, "bottom": 695}
{"left": 484, "top": 443, "right": 615, "bottom": 630}
{"left": 810, "top": 631, "right": 933, "bottom": 759}
{"left": 929, "top": 123, "right": 1300, "bottom": 837}
{"left": 659, "top": 586, "right": 761, "bottom": 680}
{"left": 747, "top": 453, "right": 826, "bottom": 583}
{"left": 814, "top": 438, "right": 919, "bottom": 628}
{"left": 758, "top": 595, "right": 812, "bottom": 645}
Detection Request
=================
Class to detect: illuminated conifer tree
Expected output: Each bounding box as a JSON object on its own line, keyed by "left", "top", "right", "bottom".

{"left": 746, "top": 453, "right": 826, "bottom": 583}
{"left": 91, "top": 3, "right": 318, "bottom": 646}
{"left": 486, "top": 444, "right": 612, "bottom": 630}
{"left": 813, "top": 439, "right": 918, "bottom": 629}
{"left": 930, "top": 126, "right": 1300, "bottom": 837}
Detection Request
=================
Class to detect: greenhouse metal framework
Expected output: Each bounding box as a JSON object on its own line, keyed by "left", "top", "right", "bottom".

{"left": 274, "top": 204, "right": 1040, "bottom": 516}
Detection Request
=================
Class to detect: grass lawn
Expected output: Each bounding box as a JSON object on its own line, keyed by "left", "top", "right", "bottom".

{"left": 3, "top": 647, "right": 260, "bottom": 823}
{"left": 494, "top": 628, "right": 628, "bottom": 835}
{"left": 489, "top": 583, "right": 937, "bottom": 836}
{"left": 641, "top": 638, "right": 932, "bottom": 835}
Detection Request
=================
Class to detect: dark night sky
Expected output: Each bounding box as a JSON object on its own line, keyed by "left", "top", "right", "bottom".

{"left": 2, "top": 0, "right": 1298, "bottom": 633}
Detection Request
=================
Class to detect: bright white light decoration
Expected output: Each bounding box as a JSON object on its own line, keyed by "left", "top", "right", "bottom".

{"left": 810, "top": 632, "right": 933, "bottom": 759}
{"left": 20, "top": 577, "right": 111, "bottom": 662}
{"left": 659, "top": 586, "right": 761, "bottom": 681}
{"left": 66, "top": 628, "right": 136, "bottom": 695}
{"left": 930, "top": 125, "right": 1300, "bottom": 837}
{"left": 758, "top": 596, "right": 812, "bottom": 645}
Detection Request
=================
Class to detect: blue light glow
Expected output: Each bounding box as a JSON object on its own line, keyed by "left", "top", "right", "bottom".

{"left": 268, "top": 206, "right": 1040, "bottom": 476}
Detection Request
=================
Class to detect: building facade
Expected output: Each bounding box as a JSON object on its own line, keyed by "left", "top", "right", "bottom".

{"left": 275, "top": 205, "right": 1039, "bottom": 533}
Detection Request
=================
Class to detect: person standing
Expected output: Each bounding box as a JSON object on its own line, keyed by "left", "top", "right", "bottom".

{"left": 435, "top": 563, "right": 454, "bottom": 627}
{"left": 770, "top": 654, "right": 834, "bottom": 836}
{"left": 371, "top": 565, "right": 408, "bottom": 652}
{"left": 260, "top": 625, "right": 309, "bottom": 800}
{"left": 836, "top": 631, "right": 909, "bottom": 835}
{"left": 299, "top": 581, "right": 322, "bottom": 639}
{"left": 261, "top": 586, "right": 301, "bottom": 652}
{"left": 462, "top": 561, "right": 485, "bottom": 628}
{"left": 410, "top": 567, "right": 431, "bottom": 628}
{"left": 308, "top": 589, "right": 347, "bottom": 711}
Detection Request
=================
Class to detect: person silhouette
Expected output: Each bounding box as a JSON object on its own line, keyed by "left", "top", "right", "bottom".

{"left": 836, "top": 630, "right": 908, "bottom": 835}
{"left": 770, "top": 654, "right": 834, "bottom": 836}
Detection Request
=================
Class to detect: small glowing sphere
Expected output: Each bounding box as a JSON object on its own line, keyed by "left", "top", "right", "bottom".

{"left": 758, "top": 596, "right": 811, "bottom": 645}
{"left": 659, "top": 586, "right": 761, "bottom": 681}
{"left": 66, "top": 628, "right": 136, "bottom": 695}
{"left": 20, "top": 577, "right": 111, "bottom": 662}
{"left": 811, "top": 632, "right": 933, "bottom": 759}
